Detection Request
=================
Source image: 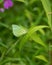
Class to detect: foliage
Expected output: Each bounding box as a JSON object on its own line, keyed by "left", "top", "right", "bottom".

{"left": 0, "top": 0, "right": 52, "bottom": 65}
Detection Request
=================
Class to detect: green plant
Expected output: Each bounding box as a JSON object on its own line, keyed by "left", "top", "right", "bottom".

{"left": 0, "top": 0, "right": 52, "bottom": 65}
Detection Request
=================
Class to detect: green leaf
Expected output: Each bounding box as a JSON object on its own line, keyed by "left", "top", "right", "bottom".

{"left": 0, "top": 0, "right": 3, "bottom": 3}
{"left": 31, "top": 33, "right": 46, "bottom": 47}
{"left": 41, "top": 0, "right": 51, "bottom": 28}
{"left": 12, "top": 25, "right": 27, "bottom": 37}
{"left": 16, "top": 0, "right": 25, "bottom": 3}
{"left": 35, "top": 55, "right": 48, "bottom": 62}
{"left": 25, "top": 9, "right": 32, "bottom": 22}
{"left": 0, "top": 40, "right": 8, "bottom": 48}
{"left": 30, "top": 0, "right": 36, "bottom": 4}
{"left": 19, "top": 25, "right": 48, "bottom": 50}
{"left": 1, "top": 58, "right": 21, "bottom": 65}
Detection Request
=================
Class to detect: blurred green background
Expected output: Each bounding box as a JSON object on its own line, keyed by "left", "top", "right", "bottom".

{"left": 0, "top": 0, "right": 52, "bottom": 65}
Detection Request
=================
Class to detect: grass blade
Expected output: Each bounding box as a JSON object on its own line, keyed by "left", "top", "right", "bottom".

{"left": 41, "top": 0, "right": 51, "bottom": 28}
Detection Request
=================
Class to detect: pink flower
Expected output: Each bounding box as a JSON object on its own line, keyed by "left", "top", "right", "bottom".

{"left": 0, "top": 0, "right": 13, "bottom": 12}
{"left": 4, "top": 0, "right": 13, "bottom": 9}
